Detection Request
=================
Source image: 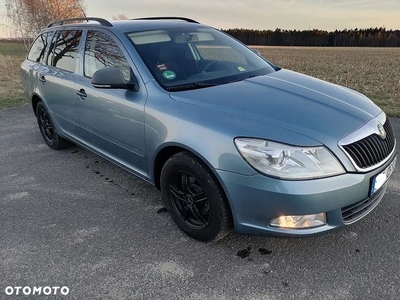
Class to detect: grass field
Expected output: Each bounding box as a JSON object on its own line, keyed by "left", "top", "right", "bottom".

{"left": 255, "top": 46, "right": 400, "bottom": 117}
{"left": 0, "top": 43, "right": 399, "bottom": 117}
{"left": 0, "top": 43, "right": 27, "bottom": 110}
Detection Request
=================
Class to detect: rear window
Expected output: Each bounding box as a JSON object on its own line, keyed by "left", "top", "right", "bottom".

{"left": 49, "top": 30, "right": 82, "bottom": 72}
{"left": 28, "top": 32, "right": 53, "bottom": 63}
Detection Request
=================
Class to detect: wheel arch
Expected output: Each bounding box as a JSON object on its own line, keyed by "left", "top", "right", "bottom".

{"left": 153, "top": 143, "right": 217, "bottom": 189}
{"left": 152, "top": 143, "right": 234, "bottom": 216}
{"left": 152, "top": 143, "right": 235, "bottom": 227}
{"left": 31, "top": 93, "right": 43, "bottom": 116}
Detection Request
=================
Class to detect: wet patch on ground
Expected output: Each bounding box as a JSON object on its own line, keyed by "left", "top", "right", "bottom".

{"left": 258, "top": 248, "right": 272, "bottom": 255}
{"left": 157, "top": 207, "right": 168, "bottom": 214}
{"left": 237, "top": 247, "right": 252, "bottom": 259}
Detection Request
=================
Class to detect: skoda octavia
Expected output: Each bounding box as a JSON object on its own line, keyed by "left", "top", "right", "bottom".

{"left": 21, "top": 17, "right": 397, "bottom": 241}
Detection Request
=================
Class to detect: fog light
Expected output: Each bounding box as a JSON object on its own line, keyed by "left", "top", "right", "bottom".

{"left": 270, "top": 213, "right": 326, "bottom": 229}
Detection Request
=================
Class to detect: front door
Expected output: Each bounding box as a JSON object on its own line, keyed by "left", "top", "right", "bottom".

{"left": 75, "top": 30, "right": 148, "bottom": 177}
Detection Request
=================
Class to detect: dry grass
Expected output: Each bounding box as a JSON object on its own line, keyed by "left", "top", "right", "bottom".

{"left": 0, "top": 54, "right": 26, "bottom": 110}
{"left": 254, "top": 46, "right": 400, "bottom": 117}
{"left": 0, "top": 43, "right": 26, "bottom": 110}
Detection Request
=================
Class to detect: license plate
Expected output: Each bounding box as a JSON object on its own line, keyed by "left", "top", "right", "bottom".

{"left": 370, "top": 156, "right": 397, "bottom": 195}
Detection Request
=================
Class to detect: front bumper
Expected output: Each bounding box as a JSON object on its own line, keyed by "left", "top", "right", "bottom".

{"left": 217, "top": 153, "right": 396, "bottom": 237}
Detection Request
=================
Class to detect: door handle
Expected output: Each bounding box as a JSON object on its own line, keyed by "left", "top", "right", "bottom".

{"left": 39, "top": 74, "right": 46, "bottom": 84}
{"left": 76, "top": 88, "right": 87, "bottom": 99}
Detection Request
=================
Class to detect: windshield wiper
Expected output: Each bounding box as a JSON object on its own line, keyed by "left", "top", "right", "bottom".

{"left": 225, "top": 74, "right": 258, "bottom": 85}
{"left": 166, "top": 82, "right": 218, "bottom": 92}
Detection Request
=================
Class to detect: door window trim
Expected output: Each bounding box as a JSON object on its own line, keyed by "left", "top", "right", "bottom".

{"left": 47, "top": 29, "right": 84, "bottom": 73}
{"left": 27, "top": 31, "right": 54, "bottom": 64}
{"left": 83, "top": 29, "right": 131, "bottom": 79}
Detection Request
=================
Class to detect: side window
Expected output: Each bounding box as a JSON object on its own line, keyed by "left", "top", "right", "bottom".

{"left": 28, "top": 32, "right": 52, "bottom": 63}
{"left": 84, "top": 31, "right": 130, "bottom": 80}
{"left": 50, "top": 30, "right": 82, "bottom": 72}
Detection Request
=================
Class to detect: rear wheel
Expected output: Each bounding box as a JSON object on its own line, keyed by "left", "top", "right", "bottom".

{"left": 160, "top": 152, "right": 232, "bottom": 242}
{"left": 36, "top": 102, "right": 69, "bottom": 150}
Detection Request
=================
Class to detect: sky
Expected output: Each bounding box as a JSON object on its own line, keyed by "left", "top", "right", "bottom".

{"left": 84, "top": 0, "right": 400, "bottom": 31}
{"left": 1, "top": 0, "right": 400, "bottom": 37}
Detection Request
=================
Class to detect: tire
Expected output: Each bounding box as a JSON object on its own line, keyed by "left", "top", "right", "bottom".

{"left": 160, "top": 151, "right": 232, "bottom": 242}
{"left": 36, "top": 102, "right": 70, "bottom": 150}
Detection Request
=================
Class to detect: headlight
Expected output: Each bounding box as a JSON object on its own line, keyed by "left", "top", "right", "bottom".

{"left": 234, "top": 138, "right": 344, "bottom": 179}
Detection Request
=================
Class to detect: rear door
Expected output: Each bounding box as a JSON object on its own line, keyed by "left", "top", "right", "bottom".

{"left": 39, "top": 29, "right": 83, "bottom": 135}
{"left": 21, "top": 32, "right": 53, "bottom": 103}
{"left": 75, "top": 30, "right": 148, "bottom": 176}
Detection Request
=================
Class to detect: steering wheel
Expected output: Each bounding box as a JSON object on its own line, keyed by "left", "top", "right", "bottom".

{"left": 201, "top": 61, "right": 218, "bottom": 73}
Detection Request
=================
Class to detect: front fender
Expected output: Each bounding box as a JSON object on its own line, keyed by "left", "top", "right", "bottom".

{"left": 144, "top": 82, "right": 322, "bottom": 179}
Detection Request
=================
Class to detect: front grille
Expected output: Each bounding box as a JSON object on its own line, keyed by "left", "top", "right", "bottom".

{"left": 342, "top": 119, "right": 395, "bottom": 169}
{"left": 342, "top": 184, "right": 386, "bottom": 224}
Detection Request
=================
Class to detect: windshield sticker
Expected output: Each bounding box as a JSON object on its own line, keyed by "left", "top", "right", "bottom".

{"left": 157, "top": 63, "right": 168, "bottom": 71}
{"left": 163, "top": 70, "right": 176, "bottom": 80}
{"left": 238, "top": 66, "right": 246, "bottom": 72}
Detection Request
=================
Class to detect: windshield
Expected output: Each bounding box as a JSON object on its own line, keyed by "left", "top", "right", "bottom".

{"left": 127, "top": 27, "right": 276, "bottom": 91}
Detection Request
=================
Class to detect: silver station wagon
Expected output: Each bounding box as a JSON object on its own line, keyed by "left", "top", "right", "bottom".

{"left": 21, "top": 17, "right": 397, "bottom": 241}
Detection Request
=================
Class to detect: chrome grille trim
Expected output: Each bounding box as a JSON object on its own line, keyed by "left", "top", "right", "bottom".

{"left": 339, "top": 112, "right": 397, "bottom": 172}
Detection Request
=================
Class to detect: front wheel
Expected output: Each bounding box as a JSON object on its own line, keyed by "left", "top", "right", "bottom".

{"left": 160, "top": 152, "right": 232, "bottom": 242}
{"left": 36, "top": 102, "right": 70, "bottom": 150}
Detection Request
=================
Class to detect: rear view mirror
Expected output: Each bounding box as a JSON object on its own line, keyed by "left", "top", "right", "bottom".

{"left": 91, "top": 68, "right": 139, "bottom": 92}
{"left": 175, "top": 32, "right": 215, "bottom": 43}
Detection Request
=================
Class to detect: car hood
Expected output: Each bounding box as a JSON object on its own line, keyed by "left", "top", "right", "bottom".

{"left": 169, "top": 69, "right": 381, "bottom": 145}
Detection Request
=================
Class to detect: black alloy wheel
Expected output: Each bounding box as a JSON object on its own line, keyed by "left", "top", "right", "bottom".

{"left": 36, "top": 102, "right": 70, "bottom": 150}
{"left": 161, "top": 151, "right": 232, "bottom": 242}
{"left": 38, "top": 109, "right": 54, "bottom": 143}
{"left": 168, "top": 170, "right": 211, "bottom": 230}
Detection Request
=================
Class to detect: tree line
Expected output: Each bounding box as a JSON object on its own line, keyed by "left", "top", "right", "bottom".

{"left": 5, "top": 1, "right": 399, "bottom": 48}
{"left": 222, "top": 27, "right": 400, "bottom": 47}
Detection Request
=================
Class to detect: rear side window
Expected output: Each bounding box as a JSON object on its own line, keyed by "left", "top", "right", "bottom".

{"left": 84, "top": 31, "right": 130, "bottom": 80}
{"left": 28, "top": 32, "right": 52, "bottom": 63}
{"left": 49, "top": 30, "right": 82, "bottom": 72}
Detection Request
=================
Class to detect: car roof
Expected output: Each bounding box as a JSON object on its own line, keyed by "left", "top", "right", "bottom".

{"left": 111, "top": 20, "right": 209, "bottom": 32}
{"left": 44, "top": 17, "right": 210, "bottom": 33}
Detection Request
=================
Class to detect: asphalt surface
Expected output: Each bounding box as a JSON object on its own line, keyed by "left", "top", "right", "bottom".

{"left": 1, "top": 105, "right": 400, "bottom": 300}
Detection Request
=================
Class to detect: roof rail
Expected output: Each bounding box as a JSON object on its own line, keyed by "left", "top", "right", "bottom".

{"left": 132, "top": 17, "right": 199, "bottom": 24}
{"left": 46, "top": 17, "right": 113, "bottom": 28}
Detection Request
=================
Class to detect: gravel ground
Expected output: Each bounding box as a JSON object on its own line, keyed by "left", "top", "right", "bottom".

{"left": 1, "top": 105, "right": 399, "bottom": 299}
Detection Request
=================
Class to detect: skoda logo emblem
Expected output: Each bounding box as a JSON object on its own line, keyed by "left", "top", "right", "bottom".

{"left": 377, "top": 123, "right": 387, "bottom": 139}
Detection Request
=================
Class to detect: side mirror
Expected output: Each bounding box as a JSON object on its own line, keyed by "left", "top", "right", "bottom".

{"left": 91, "top": 68, "right": 139, "bottom": 92}
{"left": 251, "top": 49, "right": 261, "bottom": 56}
